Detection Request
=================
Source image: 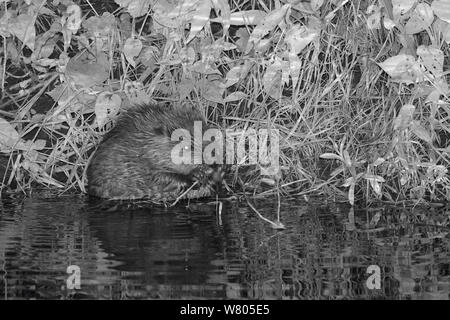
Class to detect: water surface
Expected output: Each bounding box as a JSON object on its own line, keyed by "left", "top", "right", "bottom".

{"left": 0, "top": 195, "right": 449, "bottom": 299}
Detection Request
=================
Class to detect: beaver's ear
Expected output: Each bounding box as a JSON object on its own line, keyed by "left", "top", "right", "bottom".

{"left": 153, "top": 125, "right": 171, "bottom": 137}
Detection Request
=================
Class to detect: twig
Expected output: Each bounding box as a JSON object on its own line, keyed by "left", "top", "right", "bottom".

{"left": 240, "top": 178, "right": 285, "bottom": 230}
{"left": 169, "top": 181, "right": 199, "bottom": 207}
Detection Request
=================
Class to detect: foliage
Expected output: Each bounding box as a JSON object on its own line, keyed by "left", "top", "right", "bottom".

{"left": 0, "top": 0, "right": 449, "bottom": 204}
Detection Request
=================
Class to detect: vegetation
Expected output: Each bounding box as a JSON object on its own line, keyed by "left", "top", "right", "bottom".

{"left": 0, "top": 0, "right": 448, "bottom": 205}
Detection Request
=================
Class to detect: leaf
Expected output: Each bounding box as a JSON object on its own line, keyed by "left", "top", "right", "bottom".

{"left": 278, "top": 60, "right": 289, "bottom": 87}
{"left": 369, "top": 212, "right": 382, "bottom": 227}
{"left": 404, "top": 3, "right": 434, "bottom": 34}
{"left": 190, "top": 61, "right": 221, "bottom": 75}
{"left": 10, "top": 14, "right": 36, "bottom": 51}
{"left": 95, "top": 92, "right": 122, "bottom": 127}
{"left": 47, "top": 83, "right": 71, "bottom": 104}
{"left": 0, "top": 11, "right": 12, "bottom": 37}
{"left": 211, "top": 10, "right": 266, "bottom": 25}
{"left": 83, "top": 12, "right": 116, "bottom": 37}
{"left": 324, "top": 0, "right": 350, "bottom": 22}
{"left": 393, "top": 104, "right": 415, "bottom": 131}
{"left": 417, "top": 45, "right": 444, "bottom": 77}
{"left": 123, "top": 37, "right": 143, "bottom": 67}
{"left": 392, "top": 0, "right": 415, "bottom": 21}
{"left": 319, "top": 153, "right": 343, "bottom": 161}
{"left": 39, "top": 38, "right": 56, "bottom": 59}
{"left": 400, "top": 171, "right": 409, "bottom": 185}
{"left": 224, "top": 64, "right": 248, "bottom": 87}
{"left": 411, "top": 121, "right": 433, "bottom": 143}
{"left": 260, "top": 177, "right": 276, "bottom": 186}
{"left": 383, "top": 17, "right": 396, "bottom": 30}
{"left": 14, "top": 139, "right": 46, "bottom": 152}
{"left": 178, "top": 77, "right": 195, "bottom": 100}
{"left": 115, "top": 0, "right": 152, "bottom": 18}
{"left": 289, "top": 53, "right": 302, "bottom": 90}
{"left": 186, "top": 0, "right": 212, "bottom": 43}
{"left": 311, "top": 0, "right": 324, "bottom": 11}
{"left": 137, "top": 46, "right": 159, "bottom": 67}
{"left": 235, "top": 28, "right": 249, "bottom": 52}
{"left": 30, "top": 1, "right": 56, "bottom": 17}
{"left": 262, "top": 57, "right": 283, "bottom": 99}
{"left": 66, "top": 4, "right": 82, "bottom": 32}
{"left": 65, "top": 53, "right": 109, "bottom": 88}
{"left": 330, "top": 167, "right": 344, "bottom": 177}
{"left": 369, "top": 181, "right": 381, "bottom": 197}
{"left": 433, "top": 18, "right": 450, "bottom": 44}
{"left": 170, "top": 0, "right": 200, "bottom": 18}
{"left": 373, "top": 157, "right": 385, "bottom": 166}
{"left": 193, "top": 38, "right": 235, "bottom": 67}
{"left": 202, "top": 79, "right": 224, "bottom": 103}
{"left": 152, "top": 0, "right": 179, "bottom": 28}
{"left": 211, "top": 0, "right": 230, "bottom": 36}
{"left": 364, "top": 174, "right": 386, "bottom": 182}
{"left": 221, "top": 42, "right": 237, "bottom": 51}
{"left": 224, "top": 91, "right": 247, "bottom": 102}
{"left": 228, "top": 10, "right": 265, "bottom": 25}
{"left": 292, "top": 2, "right": 315, "bottom": 14}
{"left": 432, "top": 0, "right": 450, "bottom": 24}
{"left": 0, "top": 117, "right": 20, "bottom": 153}
{"left": 245, "top": 4, "right": 290, "bottom": 54}
{"left": 378, "top": 54, "right": 422, "bottom": 84}
{"left": 30, "top": 139, "right": 46, "bottom": 150}
{"left": 285, "top": 24, "right": 318, "bottom": 55}
{"left": 367, "top": 9, "right": 381, "bottom": 30}
{"left": 343, "top": 150, "right": 352, "bottom": 167}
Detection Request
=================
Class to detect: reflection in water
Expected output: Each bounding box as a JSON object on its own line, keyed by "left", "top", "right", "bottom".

{"left": 0, "top": 195, "right": 449, "bottom": 299}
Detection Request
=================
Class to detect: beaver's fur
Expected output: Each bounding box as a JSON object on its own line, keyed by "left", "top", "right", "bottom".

{"left": 86, "top": 104, "right": 219, "bottom": 202}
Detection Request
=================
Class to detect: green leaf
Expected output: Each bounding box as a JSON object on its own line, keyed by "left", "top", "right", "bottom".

{"left": 224, "top": 91, "right": 247, "bottom": 102}
{"left": 10, "top": 14, "right": 36, "bottom": 51}
{"left": 411, "top": 121, "right": 433, "bottom": 143}
{"left": 245, "top": 4, "right": 290, "bottom": 54}
{"left": 319, "top": 153, "right": 343, "bottom": 161}
{"left": 0, "top": 117, "right": 20, "bottom": 153}
{"left": 378, "top": 55, "right": 423, "bottom": 84}
{"left": 432, "top": 0, "right": 450, "bottom": 24}
{"left": 186, "top": 0, "right": 212, "bottom": 43}
{"left": 115, "top": 0, "right": 152, "bottom": 18}
{"left": 123, "top": 37, "right": 143, "bottom": 67}
{"left": 417, "top": 45, "right": 444, "bottom": 77}
{"left": 405, "top": 3, "right": 433, "bottom": 34}
{"left": 211, "top": 10, "right": 266, "bottom": 25}
{"left": 393, "top": 104, "right": 415, "bottom": 131}
{"left": 66, "top": 4, "right": 82, "bottom": 33}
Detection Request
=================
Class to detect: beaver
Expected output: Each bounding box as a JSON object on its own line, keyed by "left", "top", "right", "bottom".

{"left": 86, "top": 103, "right": 221, "bottom": 202}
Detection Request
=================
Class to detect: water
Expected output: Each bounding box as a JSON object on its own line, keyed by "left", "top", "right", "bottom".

{"left": 0, "top": 195, "right": 449, "bottom": 300}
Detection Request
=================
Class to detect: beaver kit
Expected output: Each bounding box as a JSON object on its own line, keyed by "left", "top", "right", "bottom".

{"left": 87, "top": 104, "right": 221, "bottom": 202}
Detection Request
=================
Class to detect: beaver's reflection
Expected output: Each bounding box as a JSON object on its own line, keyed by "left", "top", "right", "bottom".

{"left": 87, "top": 201, "right": 225, "bottom": 288}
